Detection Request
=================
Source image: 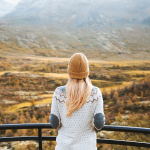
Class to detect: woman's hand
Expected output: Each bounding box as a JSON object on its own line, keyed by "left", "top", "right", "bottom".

{"left": 57, "top": 120, "right": 62, "bottom": 130}
{"left": 91, "top": 118, "right": 95, "bottom": 132}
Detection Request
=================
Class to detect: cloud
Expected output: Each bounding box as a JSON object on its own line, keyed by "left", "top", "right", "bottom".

{"left": 4, "top": 0, "right": 20, "bottom": 5}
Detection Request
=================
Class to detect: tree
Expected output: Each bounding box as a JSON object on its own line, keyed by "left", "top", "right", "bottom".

{"left": 16, "top": 129, "right": 26, "bottom": 136}
{"left": 19, "top": 96, "right": 22, "bottom": 102}
{"left": 19, "top": 115, "right": 24, "bottom": 124}
{"left": 32, "top": 129, "right": 37, "bottom": 136}
{"left": 5, "top": 130, "right": 14, "bottom": 137}
{"left": 31, "top": 98, "right": 36, "bottom": 107}
{"left": 127, "top": 99, "right": 134, "bottom": 109}
{"left": 128, "top": 92, "right": 132, "bottom": 97}
{"left": 0, "top": 106, "right": 4, "bottom": 117}
{"left": 118, "top": 112, "right": 122, "bottom": 119}
{"left": 141, "top": 91, "right": 143, "bottom": 98}
{"left": 134, "top": 86, "right": 139, "bottom": 95}
{"left": 113, "top": 91, "right": 119, "bottom": 102}
{"left": 132, "top": 94, "right": 137, "bottom": 102}
{"left": 31, "top": 116, "right": 38, "bottom": 123}
{"left": 43, "top": 86, "right": 45, "bottom": 91}
{"left": 116, "top": 99, "right": 121, "bottom": 110}
{"left": 129, "top": 114, "right": 132, "bottom": 122}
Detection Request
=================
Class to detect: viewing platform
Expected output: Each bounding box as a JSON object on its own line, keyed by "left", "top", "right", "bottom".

{"left": 0, "top": 124, "right": 150, "bottom": 149}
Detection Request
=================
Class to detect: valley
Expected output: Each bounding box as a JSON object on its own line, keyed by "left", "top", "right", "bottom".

{"left": 0, "top": 53, "right": 149, "bottom": 150}
{"left": 0, "top": 0, "right": 150, "bottom": 149}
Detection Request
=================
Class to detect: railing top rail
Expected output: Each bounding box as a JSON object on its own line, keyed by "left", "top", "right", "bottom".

{"left": 103, "top": 125, "right": 150, "bottom": 134}
{"left": 0, "top": 124, "right": 150, "bottom": 134}
{"left": 0, "top": 123, "right": 53, "bottom": 130}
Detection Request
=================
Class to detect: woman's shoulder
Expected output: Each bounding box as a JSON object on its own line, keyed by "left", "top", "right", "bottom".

{"left": 91, "top": 86, "right": 101, "bottom": 93}
{"left": 56, "top": 85, "right": 66, "bottom": 94}
{"left": 90, "top": 86, "right": 102, "bottom": 99}
{"left": 54, "top": 85, "right": 67, "bottom": 99}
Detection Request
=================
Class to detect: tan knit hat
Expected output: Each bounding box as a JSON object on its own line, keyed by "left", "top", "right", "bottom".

{"left": 67, "top": 53, "right": 89, "bottom": 79}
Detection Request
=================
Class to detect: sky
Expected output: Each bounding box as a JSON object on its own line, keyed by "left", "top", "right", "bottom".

{"left": 4, "top": 0, "right": 21, "bottom": 5}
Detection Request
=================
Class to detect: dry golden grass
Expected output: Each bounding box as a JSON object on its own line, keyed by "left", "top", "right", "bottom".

{"left": 89, "top": 60, "right": 150, "bottom": 66}
{"left": 124, "top": 70, "right": 150, "bottom": 74}
{"left": 27, "top": 56, "right": 70, "bottom": 63}
{"left": 91, "top": 79, "right": 108, "bottom": 83}
{"left": 0, "top": 71, "right": 69, "bottom": 79}
{"left": 6, "top": 97, "right": 53, "bottom": 112}
{"left": 0, "top": 71, "right": 31, "bottom": 75}
{"left": 132, "top": 77, "right": 145, "bottom": 81}
{"left": 0, "top": 71, "right": 7, "bottom": 76}
{"left": 43, "top": 73, "right": 69, "bottom": 79}
{"left": 36, "top": 97, "right": 52, "bottom": 105}
{"left": 100, "top": 81, "right": 133, "bottom": 93}
{"left": 40, "top": 94, "right": 53, "bottom": 98}
{"left": 26, "top": 56, "right": 150, "bottom": 66}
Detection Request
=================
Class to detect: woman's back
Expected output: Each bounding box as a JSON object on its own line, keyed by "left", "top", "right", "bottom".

{"left": 50, "top": 85, "right": 104, "bottom": 149}
{"left": 49, "top": 53, "right": 105, "bottom": 150}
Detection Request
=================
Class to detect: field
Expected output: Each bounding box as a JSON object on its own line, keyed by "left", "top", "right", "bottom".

{"left": 0, "top": 52, "right": 150, "bottom": 150}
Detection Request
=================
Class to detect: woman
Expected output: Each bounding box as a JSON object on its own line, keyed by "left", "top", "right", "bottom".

{"left": 49, "top": 53, "right": 105, "bottom": 150}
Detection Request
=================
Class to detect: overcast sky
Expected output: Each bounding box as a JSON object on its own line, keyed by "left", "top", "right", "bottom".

{"left": 4, "top": 0, "right": 20, "bottom": 5}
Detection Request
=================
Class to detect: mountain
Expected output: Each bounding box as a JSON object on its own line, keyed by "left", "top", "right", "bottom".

{"left": 1, "top": 0, "right": 150, "bottom": 27}
{"left": 0, "top": 0, "right": 150, "bottom": 60}
{"left": 0, "top": 0, "right": 15, "bottom": 17}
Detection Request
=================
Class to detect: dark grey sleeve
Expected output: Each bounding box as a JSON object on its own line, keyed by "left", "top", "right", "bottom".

{"left": 49, "top": 113, "right": 60, "bottom": 129}
{"left": 93, "top": 113, "right": 105, "bottom": 130}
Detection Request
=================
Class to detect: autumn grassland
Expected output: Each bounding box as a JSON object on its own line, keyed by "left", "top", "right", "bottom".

{"left": 0, "top": 51, "right": 150, "bottom": 150}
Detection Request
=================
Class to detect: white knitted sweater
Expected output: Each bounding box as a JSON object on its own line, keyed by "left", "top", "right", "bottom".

{"left": 50, "top": 85, "right": 105, "bottom": 148}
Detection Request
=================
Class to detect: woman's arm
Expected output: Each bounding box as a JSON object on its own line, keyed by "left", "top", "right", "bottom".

{"left": 92, "top": 88, "right": 105, "bottom": 131}
{"left": 49, "top": 114, "right": 61, "bottom": 130}
{"left": 49, "top": 88, "right": 61, "bottom": 130}
{"left": 93, "top": 113, "right": 105, "bottom": 131}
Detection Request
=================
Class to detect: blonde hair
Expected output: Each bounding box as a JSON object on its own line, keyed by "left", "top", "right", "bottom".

{"left": 66, "top": 77, "right": 92, "bottom": 117}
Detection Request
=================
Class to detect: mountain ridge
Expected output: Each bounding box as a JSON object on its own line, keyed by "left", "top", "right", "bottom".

{"left": 1, "top": 0, "right": 150, "bottom": 27}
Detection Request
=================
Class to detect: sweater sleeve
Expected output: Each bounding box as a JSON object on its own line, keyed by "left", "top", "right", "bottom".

{"left": 49, "top": 88, "right": 61, "bottom": 129}
{"left": 93, "top": 88, "right": 105, "bottom": 130}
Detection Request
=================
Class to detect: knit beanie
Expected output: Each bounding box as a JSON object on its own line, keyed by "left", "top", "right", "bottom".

{"left": 67, "top": 53, "right": 89, "bottom": 79}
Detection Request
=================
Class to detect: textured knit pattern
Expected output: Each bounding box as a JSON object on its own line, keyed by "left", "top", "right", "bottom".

{"left": 67, "top": 53, "right": 89, "bottom": 79}
{"left": 50, "top": 85, "right": 105, "bottom": 149}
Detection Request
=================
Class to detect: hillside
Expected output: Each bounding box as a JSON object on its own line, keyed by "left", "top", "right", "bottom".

{"left": 0, "top": 25, "right": 150, "bottom": 60}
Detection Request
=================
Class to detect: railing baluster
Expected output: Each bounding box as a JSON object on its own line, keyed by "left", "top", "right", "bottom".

{"left": 38, "top": 128, "right": 42, "bottom": 150}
